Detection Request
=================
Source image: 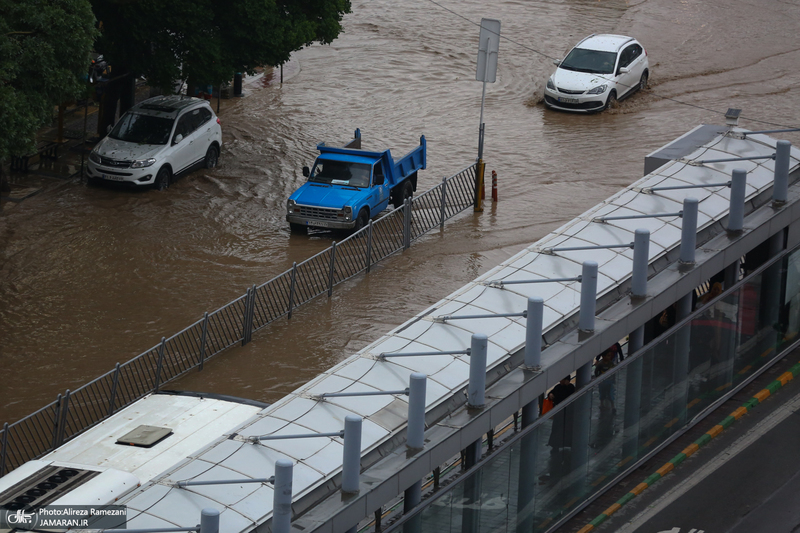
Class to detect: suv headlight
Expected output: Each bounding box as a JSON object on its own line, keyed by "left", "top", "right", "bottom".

{"left": 343, "top": 206, "right": 352, "bottom": 221}
{"left": 131, "top": 158, "right": 157, "bottom": 168}
{"left": 546, "top": 78, "right": 555, "bottom": 91}
{"left": 587, "top": 84, "right": 607, "bottom": 95}
{"left": 287, "top": 199, "right": 297, "bottom": 214}
{"left": 89, "top": 151, "right": 101, "bottom": 164}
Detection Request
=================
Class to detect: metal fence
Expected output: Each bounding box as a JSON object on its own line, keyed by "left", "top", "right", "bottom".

{"left": 0, "top": 163, "right": 478, "bottom": 476}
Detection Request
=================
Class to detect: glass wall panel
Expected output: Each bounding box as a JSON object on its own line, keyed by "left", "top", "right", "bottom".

{"left": 390, "top": 247, "right": 800, "bottom": 533}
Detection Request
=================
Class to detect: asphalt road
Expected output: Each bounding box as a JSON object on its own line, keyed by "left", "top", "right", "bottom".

{"left": 620, "top": 391, "right": 800, "bottom": 533}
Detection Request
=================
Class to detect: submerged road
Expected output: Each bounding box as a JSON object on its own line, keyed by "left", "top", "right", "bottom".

{"left": 3, "top": 0, "right": 800, "bottom": 430}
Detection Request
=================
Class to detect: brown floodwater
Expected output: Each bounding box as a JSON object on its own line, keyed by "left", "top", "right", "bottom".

{"left": 2, "top": 0, "right": 800, "bottom": 426}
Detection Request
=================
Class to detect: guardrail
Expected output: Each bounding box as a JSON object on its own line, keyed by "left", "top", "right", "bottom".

{"left": 0, "top": 163, "right": 478, "bottom": 476}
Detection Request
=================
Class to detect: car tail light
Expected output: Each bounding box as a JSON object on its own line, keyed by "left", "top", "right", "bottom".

{"left": 216, "top": 118, "right": 220, "bottom": 124}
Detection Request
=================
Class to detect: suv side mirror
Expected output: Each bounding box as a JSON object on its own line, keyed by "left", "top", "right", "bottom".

{"left": 173, "top": 133, "right": 183, "bottom": 144}
{"left": 302, "top": 166, "right": 310, "bottom": 178}
{"left": 374, "top": 174, "right": 384, "bottom": 186}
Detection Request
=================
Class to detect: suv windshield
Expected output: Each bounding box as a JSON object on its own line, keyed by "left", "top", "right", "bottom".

{"left": 560, "top": 48, "right": 617, "bottom": 75}
{"left": 109, "top": 112, "right": 175, "bottom": 145}
{"left": 310, "top": 160, "right": 371, "bottom": 188}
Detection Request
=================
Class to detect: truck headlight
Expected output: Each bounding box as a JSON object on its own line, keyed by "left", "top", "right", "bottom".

{"left": 131, "top": 158, "right": 156, "bottom": 168}
{"left": 343, "top": 206, "right": 352, "bottom": 221}
{"left": 287, "top": 199, "right": 297, "bottom": 214}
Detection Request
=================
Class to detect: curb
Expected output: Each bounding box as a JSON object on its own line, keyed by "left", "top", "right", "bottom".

{"left": 576, "top": 358, "right": 800, "bottom": 533}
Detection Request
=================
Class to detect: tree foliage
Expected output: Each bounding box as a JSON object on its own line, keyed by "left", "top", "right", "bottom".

{"left": 92, "top": 0, "right": 352, "bottom": 93}
{"left": 0, "top": 0, "right": 97, "bottom": 162}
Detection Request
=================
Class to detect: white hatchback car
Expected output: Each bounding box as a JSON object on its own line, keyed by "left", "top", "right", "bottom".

{"left": 543, "top": 34, "right": 649, "bottom": 113}
{"left": 87, "top": 95, "right": 222, "bottom": 189}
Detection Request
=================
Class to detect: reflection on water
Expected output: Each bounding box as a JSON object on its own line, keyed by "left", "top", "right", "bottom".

{"left": 2, "top": 0, "right": 800, "bottom": 424}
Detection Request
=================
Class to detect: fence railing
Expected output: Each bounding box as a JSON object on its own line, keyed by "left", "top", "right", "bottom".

{"left": 0, "top": 163, "right": 478, "bottom": 477}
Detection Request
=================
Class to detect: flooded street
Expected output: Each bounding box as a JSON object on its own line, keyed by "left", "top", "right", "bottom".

{"left": 2, "top": 0, "right": 800, "bottom": 425}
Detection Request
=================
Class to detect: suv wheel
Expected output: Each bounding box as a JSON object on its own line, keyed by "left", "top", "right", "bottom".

{"left": 155, "top": 167, "right": 171, "bottom": 190}
{"left": 204, "top": 146, "right": 219, "bottom": 169}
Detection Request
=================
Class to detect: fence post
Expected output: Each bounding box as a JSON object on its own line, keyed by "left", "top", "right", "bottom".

{"left": 57, "top": 390, "right": 71, "bottom": 447}
{"left": 242, "top": 285, "right": 256, "bottom": 345}
{"left": 200, "top": 508, "right": 219, "bottom": 533}
{"left": 108, "top": 363, "right": 121, "bottom": 416}
{"left": 154, "top": 337, "right": 166, "bottom": 392}
{"left": 440, "top": 176, "right": 447, "bottom": 230}
{"left": 51, "top": 393, "right": 62, "bottom": 449}
{"left": 241, "top": 288, "right": 251, "bottom": 346}
{"left": 199, "top": 312, "right": 209, "bottom": 370}
{"left": 1, "top": 422, "right": 8, "bottom": 477}
{"left": 288, "top": 262, "right": 297, "bottom": 319}
{"left": 366, "top": 220, "right": 373, "bottom": 273}
{"left": 273, "top": 459, "right": 294, "bottom": 533}
{"left": 403, "top": 197, "right": 412, "bottom": 250}
{"left": 328, "top": 242, "right": 337, "bottom": 297}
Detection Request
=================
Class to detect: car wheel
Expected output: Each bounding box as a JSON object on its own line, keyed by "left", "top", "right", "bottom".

{"left": 604, "top": 90, "right": 618, "bottom": 111}
{"left": 639, "top": 71, "right": 649, "bottom": 92}
{"left": 204, "top": 145, "right": 219, "bottom": 169}
{"left": 289, "top": 223, "right": 307, "bottom": 235}
{"left": 392, "top": 180, "right": 414, "bottom": 210}
{"left": 354, "top": 208, "right": 369, "bottom": 232}
{"left": 155, "top": 167, "right": 171, "bottom": 191}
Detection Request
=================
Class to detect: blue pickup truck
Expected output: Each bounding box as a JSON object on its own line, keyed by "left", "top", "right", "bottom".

{"left": 286, "top": 130, "right": 426, "bottom": 233}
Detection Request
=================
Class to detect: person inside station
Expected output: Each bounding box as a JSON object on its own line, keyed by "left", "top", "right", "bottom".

{"left": 540, "top": 376, "right": 575, "bottom": 485}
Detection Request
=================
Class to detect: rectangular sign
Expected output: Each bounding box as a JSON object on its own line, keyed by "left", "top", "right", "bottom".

{"left": 1, "top": 505, "right": 128, "bottom": 531}
{"left": 476, "top": 18, "right": 501, "bottom": 83}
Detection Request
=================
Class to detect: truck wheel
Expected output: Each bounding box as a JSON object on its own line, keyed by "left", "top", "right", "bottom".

{"left": 290, "top": 223, "right": 307, "bottom": 235}
{"left": 392, "top": 180, "right": 414, "bottom": 210}
{"left": 354, "top": 209, "right": 369, "bottom": 232}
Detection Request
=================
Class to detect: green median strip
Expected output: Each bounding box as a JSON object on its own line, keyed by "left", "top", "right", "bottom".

{"left": 577, "top": 356, "right": 800, "bottom": 533}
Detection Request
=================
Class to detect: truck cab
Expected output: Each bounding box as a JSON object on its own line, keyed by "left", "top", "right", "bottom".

{"left": 287, "top": 130, "right": 426, "bottom": 233}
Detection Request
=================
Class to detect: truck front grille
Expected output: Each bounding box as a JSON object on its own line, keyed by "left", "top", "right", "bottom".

{"left": 298, "top": 205, "right": 341, "bottom": 220}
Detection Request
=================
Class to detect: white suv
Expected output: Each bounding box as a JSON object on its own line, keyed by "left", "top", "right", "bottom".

{"left": 543, "top": 34, "right": 649, "bottom": 113}
{"left": 87, "top": 95, "right": 222, "bottom": 189}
